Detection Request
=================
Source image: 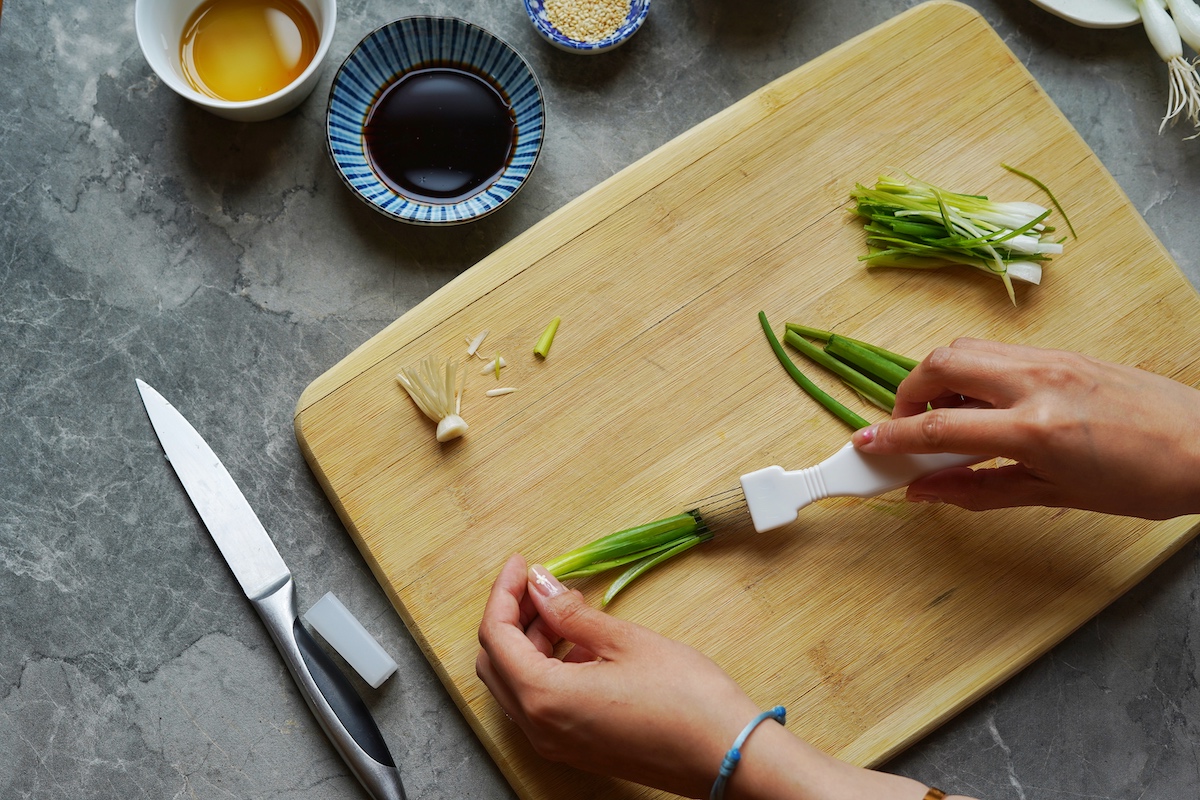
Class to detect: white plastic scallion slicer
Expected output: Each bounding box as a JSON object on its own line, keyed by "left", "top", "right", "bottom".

{"left": 738, "top": 443, "right": 981, "bottom": 533}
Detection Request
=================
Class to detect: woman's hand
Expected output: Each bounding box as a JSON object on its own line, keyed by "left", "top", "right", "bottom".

{"left": 852, "top": 338, "right": 1200, "bottom": 519}
{"left": 476, "top": 553, "right": 763, "bottom": 797}
{"left": 475, "top": 554, "right": 940, "bottom": 800}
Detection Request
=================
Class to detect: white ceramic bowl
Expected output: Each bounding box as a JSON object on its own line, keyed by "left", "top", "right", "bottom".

{"left": 326, "top": 17, "right": 545, "bottom": 225}
{"left": 523, "top": 0, "right": 650, "bottom": 54}
{"left": 135, "top": 0, "right": 337, "bottom": 122}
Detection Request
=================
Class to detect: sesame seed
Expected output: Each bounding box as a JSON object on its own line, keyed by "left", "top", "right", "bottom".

{"left": 545, "top": 0, "right": 632, "bottom": 44}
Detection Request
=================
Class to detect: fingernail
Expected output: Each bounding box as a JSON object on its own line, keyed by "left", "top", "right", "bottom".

{"left": 909, "top": 492, "right": 940, "bottom": 504}
{"left": 853, "top": 424, "right": 877, "bottom": 446}
{"left": 528, "top": 565, "right": 566, "bottom": 599}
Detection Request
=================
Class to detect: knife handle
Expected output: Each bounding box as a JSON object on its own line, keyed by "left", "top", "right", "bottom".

{"left": 252, "top": 577, "right": 408, "bottom": 800}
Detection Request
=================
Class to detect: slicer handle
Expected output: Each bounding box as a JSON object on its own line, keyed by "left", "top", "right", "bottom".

{"left": 740, "top": 443, "right": 983, "bottom": 533}
{"left": 252, "top": 578, "right": 408, "bottom": 800}
{"left": 819, "top": 442, "right": 980, "bottom": 498}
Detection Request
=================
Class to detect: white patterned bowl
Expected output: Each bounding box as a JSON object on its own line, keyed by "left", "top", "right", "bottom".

{"left": 326, "top": 17, "right": 545, "bottom": 225}
{"left": 523, "top": 0, "right": 650, "bottom": 54}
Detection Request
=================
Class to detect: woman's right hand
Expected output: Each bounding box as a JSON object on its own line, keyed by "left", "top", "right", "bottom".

{"left": 851, "top": 338, "right": 1200, "bottom": 519}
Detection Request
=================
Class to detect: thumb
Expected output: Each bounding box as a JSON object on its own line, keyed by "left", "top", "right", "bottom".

{"left": 527, "top": 564, "right": 629, "bottom": 659}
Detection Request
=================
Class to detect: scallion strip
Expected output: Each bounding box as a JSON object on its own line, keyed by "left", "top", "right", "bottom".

{"left": 825, "top": 335, "right": 912, "bottom": 390}
{"left": 1001, "top": 163, "right": 1077, "bottom": 238}
{"left": 759, "top": 311, "right": 869, "bottom": 430}
{"left": 601, "top": 535, "right": 706, "bottom": 606}
{"left": 784, "top": 324, "right": 919, "bottom": 371}
{"left": 544, "top": 511, "right": 699, "bottom": 578}
{"left": 783, "top": 329, "right": 896, "bottom": 411}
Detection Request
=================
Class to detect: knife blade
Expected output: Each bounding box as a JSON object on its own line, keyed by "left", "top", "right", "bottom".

{"left": 136, "top": 379, "right": 407, "bottom": 800}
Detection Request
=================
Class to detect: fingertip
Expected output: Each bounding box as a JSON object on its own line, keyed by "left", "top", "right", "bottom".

{"left": 527, "top": 564, "right": 568, "bottom": 599}
{"left": 851, "top": 424, "right": 878, "bottom": 449}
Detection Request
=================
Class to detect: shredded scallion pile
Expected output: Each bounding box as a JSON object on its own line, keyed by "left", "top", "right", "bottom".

{"left": 851, "top": 169, "right": 1071, "bottom": 304}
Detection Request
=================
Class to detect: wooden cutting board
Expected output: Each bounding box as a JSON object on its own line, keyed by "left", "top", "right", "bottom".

{"left": 295, "top": 2, "right": 1200, "bottom": 797}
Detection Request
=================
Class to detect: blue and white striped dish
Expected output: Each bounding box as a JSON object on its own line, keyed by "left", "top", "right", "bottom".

{"left": 326, "top": 17, "right": 545, "bottom": 225}
{"left": 523, "top": 0, "right": 650, "bottom": 54}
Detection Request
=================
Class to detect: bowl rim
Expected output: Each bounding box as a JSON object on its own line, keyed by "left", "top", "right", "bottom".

{"left": 325, "top": 15, "right": 546, "bottom": 225}
{"left": 521, "top": 0, "right": 650, "bottom": 53}
{"left": 134, "top": 0, "right": 339, "bottom": 112}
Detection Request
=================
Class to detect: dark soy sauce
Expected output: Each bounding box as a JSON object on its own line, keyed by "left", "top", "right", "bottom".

{"left": 364, "top": 65, "right": 516, "bottom": 204}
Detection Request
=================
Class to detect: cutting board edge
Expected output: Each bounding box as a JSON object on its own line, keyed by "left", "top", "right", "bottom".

{"left": 293, "top": 411, "right": 502, "bottom": 763}
{"left": 845, "top": 515, "right": 1200, "bottom": 768}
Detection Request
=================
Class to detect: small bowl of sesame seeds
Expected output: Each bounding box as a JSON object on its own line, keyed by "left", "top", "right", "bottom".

{"left": 523, "top": 0, "right": 649, "bottom": 54}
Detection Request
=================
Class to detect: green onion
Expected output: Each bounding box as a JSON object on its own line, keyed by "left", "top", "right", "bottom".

{"left": 759, "top": 311, "right": 869, "bottom": 430}
{"left": 851, "top": 172, "right": 1066, "bottom": 304}
{"left": 784, "top": 324, "right": 918, "bottom": 371}
{"left": 1001, "top": 163, "right": 1077, "bottom": 238}
{"left": 534, "top": 316, "right": 561, "bottom": 358}
{"left": 782, "top": 329, "right": 896, "bottom": 411}
{"left": 824, "top": 335, "right": 911, "bottom": 390}
{"left": 545, "top": 510, "right": 707, "bottom": 572}
{"left": 601, "top": 535, "right": 706, "bottom": 606}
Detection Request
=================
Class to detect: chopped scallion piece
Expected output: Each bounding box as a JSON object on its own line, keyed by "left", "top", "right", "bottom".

{"left": 534, "top": 317, "right": 561, "bottom": 359}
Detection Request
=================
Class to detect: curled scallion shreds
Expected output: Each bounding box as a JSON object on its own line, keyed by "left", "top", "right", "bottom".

{"left": 851, "top": 172, "right": 1066, "bottom": 305}
{"left": 396, "top": 357, "right": 468, "bottom": 442}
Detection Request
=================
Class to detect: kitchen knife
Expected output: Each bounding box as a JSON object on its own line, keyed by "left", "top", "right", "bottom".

{"left": 135, "top": 379, "right": 407, "bottom": 800}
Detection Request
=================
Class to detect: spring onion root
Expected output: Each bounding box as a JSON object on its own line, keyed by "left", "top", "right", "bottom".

{"left": 1139, "top": 0, "right": 1200, "bottom": 135}
{"left": 852, "top": 172, "right": 1065, "bottom": 304}
{"left": 396, "top": 357, "right": 468, "bottom": 442}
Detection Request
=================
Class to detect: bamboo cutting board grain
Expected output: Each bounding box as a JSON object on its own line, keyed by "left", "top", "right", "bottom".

{"left": 295, "top": 3, "right": 1200, "bottom": 797}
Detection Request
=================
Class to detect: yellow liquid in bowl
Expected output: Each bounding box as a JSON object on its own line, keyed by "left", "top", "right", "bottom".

{"left": 180, "top": 0, "right": 319, "bottom": 102}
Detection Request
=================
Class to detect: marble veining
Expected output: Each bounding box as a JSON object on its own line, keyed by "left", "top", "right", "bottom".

{"left": 2, "top": 0, "right": 1199, "bottom": 798}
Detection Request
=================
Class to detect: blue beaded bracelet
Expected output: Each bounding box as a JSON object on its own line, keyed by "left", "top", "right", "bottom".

{"left": 709, "top": 705, "right": 787, "bottom": 800}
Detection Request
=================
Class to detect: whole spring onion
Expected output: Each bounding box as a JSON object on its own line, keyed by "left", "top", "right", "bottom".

{"left": 1138, "top": 0, "right": 1200, "bottom": 135}
{"left": 852, "top": 172, "right": 1064, "bottom": 304}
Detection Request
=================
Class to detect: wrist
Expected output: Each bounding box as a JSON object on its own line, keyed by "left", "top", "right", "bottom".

{"left": 721, "top": 722, "right": 929, "bottom": 800}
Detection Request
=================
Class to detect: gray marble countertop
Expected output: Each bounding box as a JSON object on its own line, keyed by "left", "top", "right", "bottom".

{"left": 3, "top": 0, "right": 1199, "bottom": 798}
